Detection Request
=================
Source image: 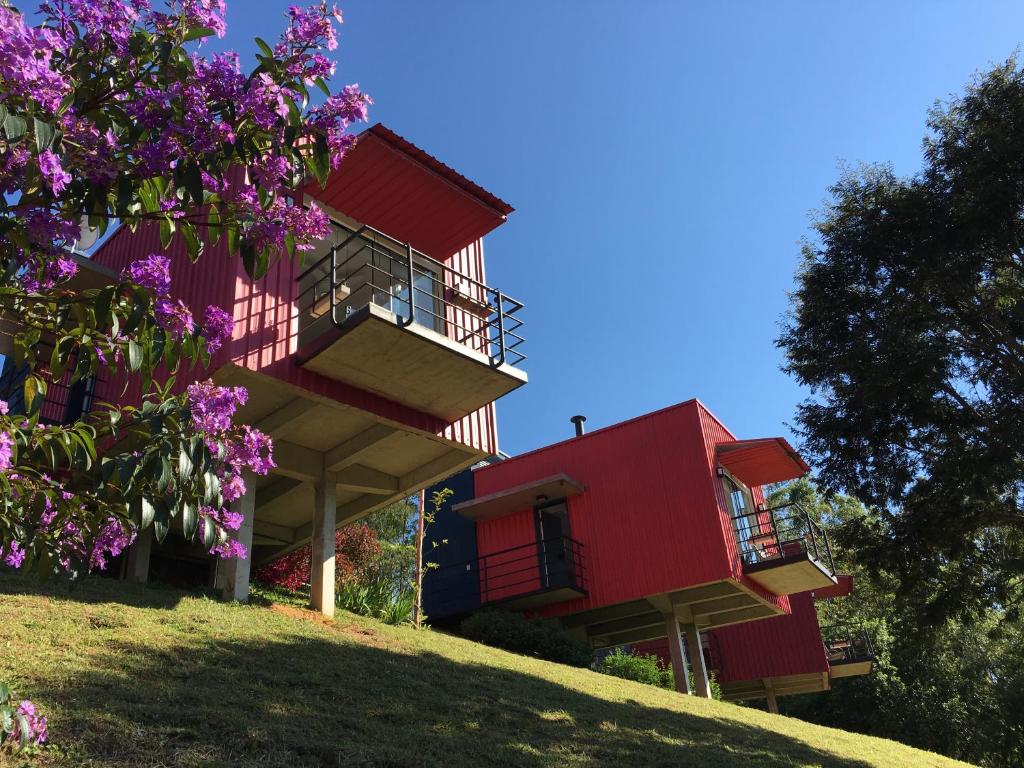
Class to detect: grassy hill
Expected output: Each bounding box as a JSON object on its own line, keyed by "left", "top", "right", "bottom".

{"left": 0, "top": 574, "right": 970, "bottom": 768}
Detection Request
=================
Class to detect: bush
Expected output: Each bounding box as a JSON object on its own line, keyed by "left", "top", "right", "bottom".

{"left": 596, "top": 649, "right": 723, "bottom": 699}
{"left": 336, "top": 579, "right": 414, "bottom": 626}
{"left": 459, "top": 609, "right": 592, "bottom": 667}
{"left": 596, "top": 649, "right": 673, "bottom": 688}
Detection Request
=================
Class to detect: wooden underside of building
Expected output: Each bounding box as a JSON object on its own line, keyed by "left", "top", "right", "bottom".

{"left": 720, "top": 671, "right": 830, "bottom": 702}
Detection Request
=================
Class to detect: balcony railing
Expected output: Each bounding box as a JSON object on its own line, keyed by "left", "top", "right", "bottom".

{"left": 423, "top": 535, "right": 587, "bottom": 617}
{"left": 295, "top": 223, "right": 525, "bottom": 368}
{"left": 731, "top": 501, "right": 837, "bottom": 577}
{"left": 0, "top": 358, "right": 98, "bottom": 426}
{"left": 822, "top": 625, "right": 875, "bottom": 666}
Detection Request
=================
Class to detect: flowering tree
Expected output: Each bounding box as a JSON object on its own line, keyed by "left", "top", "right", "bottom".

{"left": 0, "top": 1, "right": 370, "bottom": 582}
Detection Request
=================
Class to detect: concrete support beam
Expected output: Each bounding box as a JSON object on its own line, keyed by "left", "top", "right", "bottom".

{"left": 273, "top": 441, "right": 322, "bottom": 481}
{"left": 221, "top": 475, "right": 256, "bottom": 603}
{"left": 125, "top": 525, "right": 153, "bottom": 583}
{"left": 257, "top": 477, "right": 305, "bottom": 507}
{"left": 399, "top": 448, "right": 471, "bottom": 489}
{"left": 335, "top": 464, "right": 399, "bottom": 495}
{"left": 255, "top": 398, "right": 319, "bottom": 438}
{"left": 765, "top": 679, "right": 779, "bottom": 714}
{"left": 252, "top": 519, "right": 296, "bottom": 545}
{"left": 663, "top": 613, "right": 692, "bottom": 695}
{"left": 325, "top": 425, "right": 395, "bottom": 471}
{"left": 310, "top": 460, "right": 337, "bottom": 617}
{"left": 684, "top": 622, "right": 713, "bottom": 699}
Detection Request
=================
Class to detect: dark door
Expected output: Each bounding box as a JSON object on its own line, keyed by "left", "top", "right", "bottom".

{"left": 535, "top": 502, "right": 573, "bottom": 589}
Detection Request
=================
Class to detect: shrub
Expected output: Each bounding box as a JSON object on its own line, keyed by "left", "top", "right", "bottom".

{"left": 596, "top": 649, "right": 673, "bottom": 688}
{"left": 459, "top": 609, "right": 592, "bottom": 667}
{"left": 256, "top": 523, "right": 382, "bottom": 591}
{"left": 336, "top": 579, "right": 414, "bottom": 626}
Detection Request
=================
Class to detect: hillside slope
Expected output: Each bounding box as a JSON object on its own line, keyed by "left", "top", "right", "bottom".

{"left": 0, "top": 575, "right": 970, "bottom": 768}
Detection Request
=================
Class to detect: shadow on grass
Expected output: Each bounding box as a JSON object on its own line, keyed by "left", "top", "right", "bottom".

{"left": 14, "top": 609, "right": 882, "bottom": 767}
{"left": 0, "top": 571, "right": 206, "bottom": 610}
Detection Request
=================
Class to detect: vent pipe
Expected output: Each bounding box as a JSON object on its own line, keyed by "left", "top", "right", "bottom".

{"left": 570, "top": 415, "right": 587, "bottom": 437}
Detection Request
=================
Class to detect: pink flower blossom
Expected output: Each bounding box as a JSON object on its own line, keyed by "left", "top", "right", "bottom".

{"left": 202, "top": 305, "right": 234, "bottom": 353}
{"left": 155, "top": 297, "right": 195, "bottom": 338}
{"left": 0, "top": 431, "right": 14, "bottom": 472}
{"left": 123, "top": 254, "right": 172, "bottom": 295}
{"left": 7, "top": 699, "right": 47, "bottom": 746}
{"left": 37, "top": 150, "right": 72, "bottom": 195}
{"left": 211, "top": 538, "right": 247, "bottom": 559}
{"left": 186, "top": 380, "right": 248, "bottom": 433}
{"left": 2, "top": 540, "right": 25, "bottom": 569}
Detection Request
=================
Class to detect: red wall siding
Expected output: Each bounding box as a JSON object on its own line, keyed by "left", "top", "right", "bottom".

{"left": 711, "top": 591, "right": 828, "bottom": 683}
{"left": 90, "top": 222, "right": 497, "bottom": 454}
{"left": 474, "top": 400, "right": 740, "bottom": 618}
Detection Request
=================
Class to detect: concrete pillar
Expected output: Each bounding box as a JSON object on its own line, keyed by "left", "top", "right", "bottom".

{"left": 765, "top": 680, "right": 779, "bottom": 714}
{"left": 125, "top": 525, "right": 153, "bottom": 583}
{"left": 663, "top": 613, "right": 692, "bottom": 695}
{"left": 684, "top": 622, "right": 713, "bottom": 699}
{"left": 221, "top": 475, "right": 256, "bottom": 602}
{"left": 309, "top": 463, "right": 337, "bottom": 617}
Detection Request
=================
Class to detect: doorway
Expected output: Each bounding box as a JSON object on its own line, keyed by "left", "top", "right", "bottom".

{"left": 534, "top": 501, "right": 574, "bottom": 589}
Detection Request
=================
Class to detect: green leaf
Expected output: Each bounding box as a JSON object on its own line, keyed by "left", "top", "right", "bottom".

{"left": 254, "top": 37, "right": 274, "bottom": 56}
{"left": 201, "top": 516, "right": 216, "bottom": 549}
{"left": 0, "top": 682, "right": 10, "bottom": 706}
{"left": 127, "top": 340, "right": 142, "bottom": 372}
{"left": 179, "top": 442, "right": 193, "bottom": 477}
{"left": 180, "top": 501, "right": 198, "bottom": 540}
{"left": 140, "top": 497, "right": 155, "bottom": 529}
{"left": 183, "top": 26, "right": 216, "bottom": 42}
{"left": 240, "top": 240, "right": 257, "bottom": 279}
{"left": 34, "top": 117, "right": 55, "bottom": 151}
{"left": 180, "top": 222, "right": 203, "bottom": 262}
{"left": 153, "top": 501, "right": 170, "bottom": 543}
{"left": 15, "top": 713, "right": 29, "bottom": 748}
{"left": 94, "top": 285, "right": 116, "bottom": 327}
{"left": 181, "top": 163, "right": 203, "bottom": 205}
{"left": 3, "top": 113, "right": 27, "bottom": 141}
{"left": 159, "top": 216, "right": 174, "bottom": 248}
{"left": 0, "top": 706, "right": 12, "bottom": 737}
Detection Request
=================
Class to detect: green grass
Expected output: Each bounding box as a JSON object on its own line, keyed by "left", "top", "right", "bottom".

{"left": 0, "top": 574, "right": 970, "bottom": 768}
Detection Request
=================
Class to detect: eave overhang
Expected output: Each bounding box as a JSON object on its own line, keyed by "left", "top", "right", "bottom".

{"left": 717, "top": 437, "right": 810, "bottom": 488}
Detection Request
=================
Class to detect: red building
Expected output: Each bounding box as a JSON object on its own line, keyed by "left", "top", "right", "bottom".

{"left": 4, "top": 123, "right": 528, "bottom": 614}
{"left": 423, "top": 399, "right": 847, "bottom": 699}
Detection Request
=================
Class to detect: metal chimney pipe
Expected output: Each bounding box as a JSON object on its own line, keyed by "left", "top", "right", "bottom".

{"left": 570, "top": 415, "right": 587, "bottom": 437}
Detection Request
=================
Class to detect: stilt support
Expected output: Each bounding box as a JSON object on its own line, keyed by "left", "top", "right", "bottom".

{"left": 221, "top": 474, "right": 256, "bottom": 603}
{"left": 310, "top": 462, "right": 337, "bottom": 617}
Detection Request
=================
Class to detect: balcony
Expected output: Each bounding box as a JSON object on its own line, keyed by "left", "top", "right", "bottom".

{"left": 823, "top": 624, "right": 875, "bottom": 678}
{"left": 732, "top": 502, "right": 837, "bottom": 595}
{"left": 424, "top": 536, "right": 587, "bottom": 618}
{"left": 293, "top": 223, "right": 527, "bottom": 422}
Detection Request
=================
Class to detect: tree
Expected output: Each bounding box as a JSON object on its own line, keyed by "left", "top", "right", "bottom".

{"left": 0, "top": 1, "right": 369, "bottom": 578}
{"left": 771, "top": 480, "right": 1024, "bottom": 767}
{"left": 778, "top": 59, "right": 1024, "bottom": 624}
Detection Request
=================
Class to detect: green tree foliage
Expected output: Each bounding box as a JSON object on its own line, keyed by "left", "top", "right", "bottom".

{"left": 778, "top": 59, "right": 1024, "bottom": 624}
{"left": 772, "top": 480, "right": 1024, "bottom": 767}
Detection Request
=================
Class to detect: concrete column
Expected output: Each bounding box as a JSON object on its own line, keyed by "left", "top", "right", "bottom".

{"left": 309, "top": 462, "right": 337, "bottom": 617}
{"left": 221, "top": 475, "right": 256, "bottom": 602}
{"left": 125, "top": 525, "right": 153, "bottom": 583}
{"left": 663, "top": 613, "right": 693, "bottom": 695}
{"left": 684, "top": 622, "right": 713, "bottom": 699}
{"left": 765, "top": 680, "right": 779, "bottom": 714}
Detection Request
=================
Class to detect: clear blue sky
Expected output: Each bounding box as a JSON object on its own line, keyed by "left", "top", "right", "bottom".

{"left": 228, "top": 2, "right": 1023, "bottom": 456}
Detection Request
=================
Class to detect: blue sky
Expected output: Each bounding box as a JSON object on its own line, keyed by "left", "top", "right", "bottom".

{"left": 226, "top": 2, "right": 1022, "bottom": 455}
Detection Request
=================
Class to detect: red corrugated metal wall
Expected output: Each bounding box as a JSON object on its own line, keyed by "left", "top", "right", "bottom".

{"left": 711, "top": 591, "right": 828, "bottom": 682}
{"left": 473, "top": 400, "right": 740, "bottom": 619}
{"left": 90, "top": 222, "right": 498, "bottom": 454}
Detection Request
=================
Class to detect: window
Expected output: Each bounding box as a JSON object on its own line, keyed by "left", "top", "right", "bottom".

{"left": 722, "top": 473, "right": 757, "bottom": 560}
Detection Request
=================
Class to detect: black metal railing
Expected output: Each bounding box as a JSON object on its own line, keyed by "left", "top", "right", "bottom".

{"left": 423, "top": 535, "right": 586, "bottom": 616}
{"left": 730, "top": 501, "right": 836, "bottom": 577}
{"left": 0, "top": 356, "right": 98, "bottom": 426}
{"left": 822, "top": 624, "right": 875, "bottom": 666}
{"left": 295, "top": 223, "right": 525, "bottom": 368}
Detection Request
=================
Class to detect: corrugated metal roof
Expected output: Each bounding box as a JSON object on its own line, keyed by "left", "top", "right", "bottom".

{"left": 308, "top": 123, "right": 513, "bottom": 259}
{"left": 716, "top": 437, "right": 810, "bottom": 488}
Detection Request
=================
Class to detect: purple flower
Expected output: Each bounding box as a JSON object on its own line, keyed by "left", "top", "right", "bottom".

{"left": 3, "top": 540, "right": 26, "bottom": 569}
{"left": 0, "top": 400, "right": 8, "bottom": 415}
{"left": 45, "top": 255, "right": 79, "bottom": 285}
{"left": 155, "top": 298, "right": 195, "bottom": 338}
{"left": 37, "top": 150, "right": 72, "bottom": 195}
{"left": 122, "top": 254, "right": 171, "bottom": 295}
{"left": 8, "top": 699, "right": 48, "bottom": 746}
{"left": 202, "top": 305, "right": 234, "bottom": 353}
{"left": 0, "top": 431, "right": 14, "bottom": 472}
{"left": 226, "top": 426, "right": 275, "bottom": 476}
{"left": 186, "top": 380, "right": 248, "bottom": 434}
{"left": 89, "top": 517, "right": 135, "bottom": 570}
{"left": 220, "top": 472, "right": 246, "bottom": 502}
{"left": 210, "top": 538, "right": 247, "bottom": 559}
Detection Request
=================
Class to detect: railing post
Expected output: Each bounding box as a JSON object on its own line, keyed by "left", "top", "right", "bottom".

{"left": 398, "top": 241, "right": 415, "bottom": 328}
{"left": 807, "top": 510, "right": 818, "bottom": 561}
{"left": 329, "top": 245, "right": 338, "bottom": 324}
{"left": 493, "top": 289, "right": 506, "bottom": 367}
{"left": 768, "top": 507, "right": 780, "bottom": 559}
{"left": 822, "top": 527, "right": 836, "bottom": 575}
